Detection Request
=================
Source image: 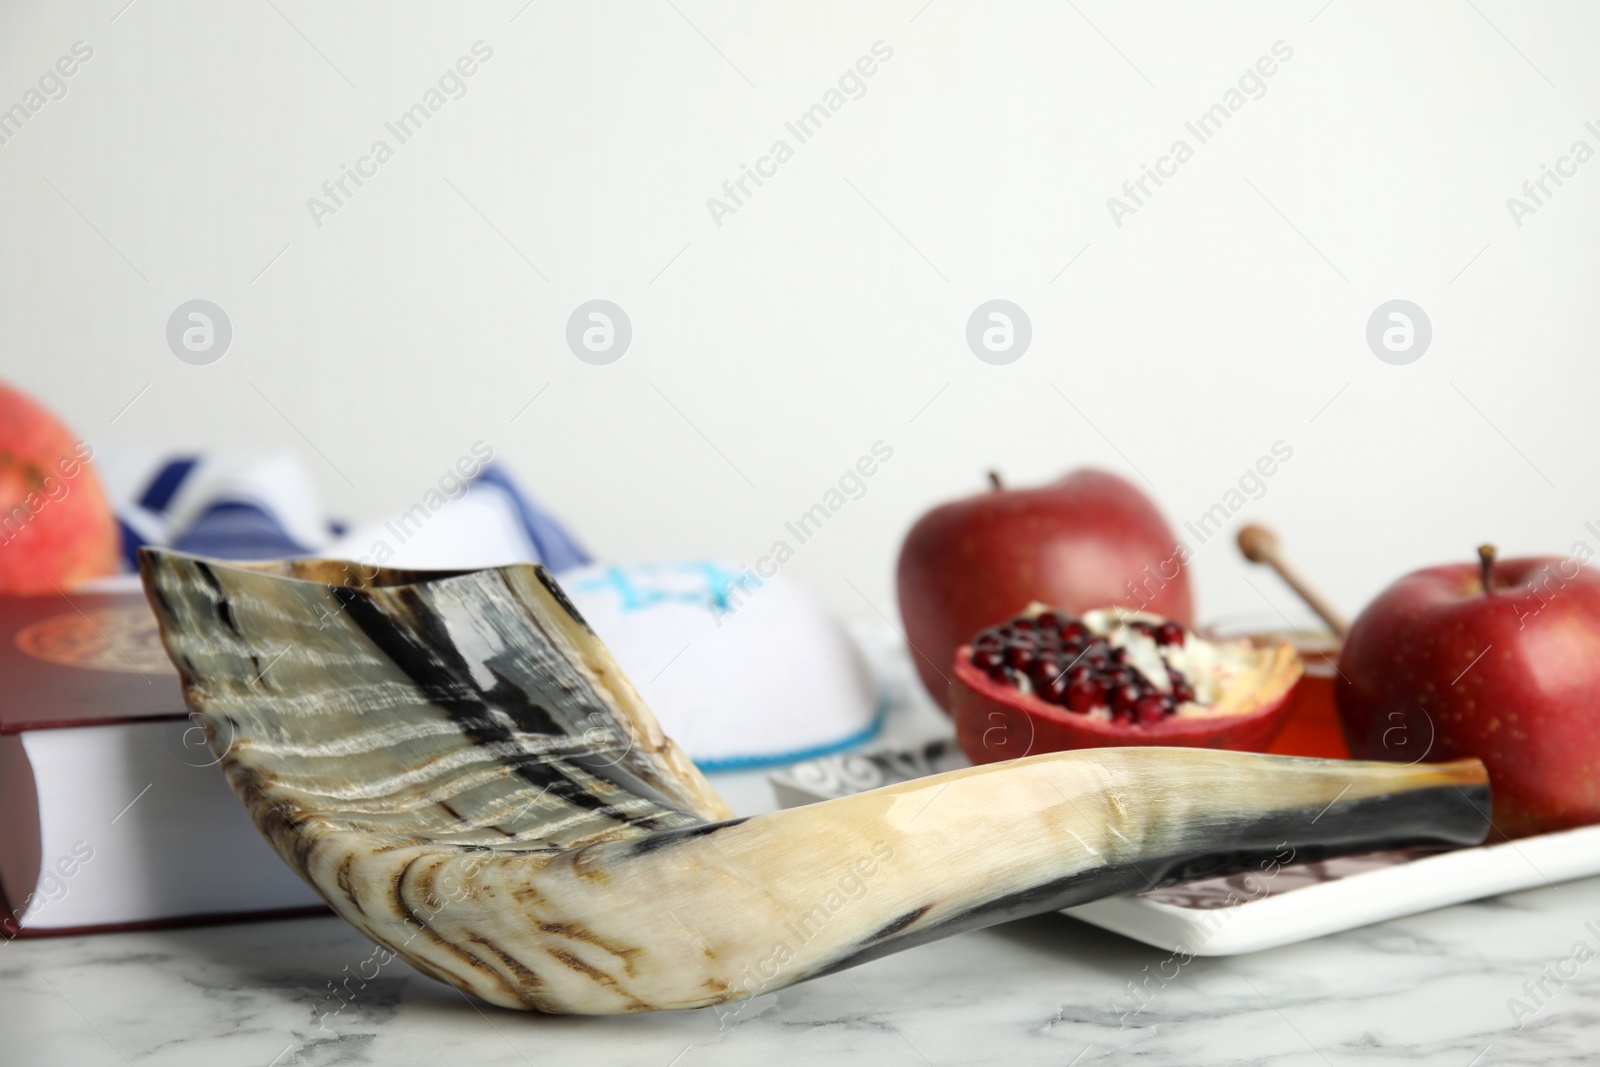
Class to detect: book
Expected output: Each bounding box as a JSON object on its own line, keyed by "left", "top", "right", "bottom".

{"left": 0, "top": 590, "right": 325, "bottom": 938}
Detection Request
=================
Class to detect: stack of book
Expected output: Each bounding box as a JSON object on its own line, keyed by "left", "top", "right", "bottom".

{"left": 0, "top": 590, "right": 324, "bottom": 938}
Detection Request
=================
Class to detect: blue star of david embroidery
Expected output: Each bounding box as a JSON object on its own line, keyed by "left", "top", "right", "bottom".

{"left": 571, "top": 561, "right": 761, "bottom": 613}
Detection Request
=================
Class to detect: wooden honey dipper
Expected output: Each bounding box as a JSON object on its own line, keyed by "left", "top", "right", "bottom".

{"left": 1236, "top": 524, "right": 1349, "bottom": 637}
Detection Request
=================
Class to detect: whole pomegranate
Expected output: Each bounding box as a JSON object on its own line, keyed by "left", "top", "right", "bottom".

{"left": 0, "top": 382, "right": 119, "bottom": 592}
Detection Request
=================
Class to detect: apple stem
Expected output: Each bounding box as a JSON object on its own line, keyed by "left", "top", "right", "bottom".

{"left": 987, "top": 470, "right": 1003, "bottom": 492}
{"left": 1478, "top": 544, "right": 1497, "bottom": 595}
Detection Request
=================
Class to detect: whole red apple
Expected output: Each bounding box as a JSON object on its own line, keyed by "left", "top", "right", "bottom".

{"left": 1337, "top": 546, "right": 1600, "bottom": 839}
{"left": 896, "top": 469, "right": 1192, "bottom": 710}
{"left": 0, "top": 381, "right": 119, "bottom": 593}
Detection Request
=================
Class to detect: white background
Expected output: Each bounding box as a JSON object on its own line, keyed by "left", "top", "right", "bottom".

{"left": 3, "top": 1, "right": 1595, "bottom": 631}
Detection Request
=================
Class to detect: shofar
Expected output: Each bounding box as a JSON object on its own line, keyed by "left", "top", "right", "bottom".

{"left": 138, "top": 550, "right": 1491, "bottom": 1015}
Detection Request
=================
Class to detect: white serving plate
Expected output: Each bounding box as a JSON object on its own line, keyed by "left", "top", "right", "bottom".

{"left": 770, "top": 744, "right": 1600, "bottom": 955}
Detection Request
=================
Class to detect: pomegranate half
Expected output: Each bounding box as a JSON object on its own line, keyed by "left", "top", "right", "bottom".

{"left": 952, "top": 605, "right": 1302, "bottom": 764}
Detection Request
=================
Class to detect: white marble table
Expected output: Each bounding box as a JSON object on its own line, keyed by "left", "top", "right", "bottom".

{"left": 3, "top": 871, "right": 1598, "bottom": 1066}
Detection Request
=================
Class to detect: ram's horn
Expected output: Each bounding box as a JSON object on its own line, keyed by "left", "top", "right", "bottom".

{"left": 138, "top": 550, "right": 1491, "bottom": 1015}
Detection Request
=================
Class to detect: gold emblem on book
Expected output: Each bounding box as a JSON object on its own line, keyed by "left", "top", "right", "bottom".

{"left": 15, "top": 607, "right": 177, "bottom": 675}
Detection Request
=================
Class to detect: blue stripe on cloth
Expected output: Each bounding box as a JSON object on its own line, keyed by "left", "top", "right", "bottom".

{"left": 472, "top": 464, "right": 590, "bottom": 572}
{"left": 137, "top": 457, "right": 198, "bottom": 514}
{"left": 117, "top": 517, "right": 148, "bottom": 571}
{"left": 172, "top": 501, "right": 311, "bottom": 560}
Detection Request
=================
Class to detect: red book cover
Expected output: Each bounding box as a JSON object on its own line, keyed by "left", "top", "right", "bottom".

{"left": 0, "top": 590, "right": 188, "bottom": 735}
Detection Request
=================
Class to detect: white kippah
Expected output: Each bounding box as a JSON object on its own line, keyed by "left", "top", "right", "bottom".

{"left": 561, "top": 561, "right": 882, "bottom": 770}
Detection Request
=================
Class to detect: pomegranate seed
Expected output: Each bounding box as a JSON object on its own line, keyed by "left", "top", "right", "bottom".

{"left": 1156, "top": 621, "right": 1185, "bottom": 646}
{"left": 1029, "top": 657, "right": 1062, "bottom": 687}
{"left": 1134, "top": 696, "right": 1167, "bottom": 724}
{"left": 1061, "top": 621, "right": 1088, "bottom": 642}
{"left": 972, "top": 647, "right": 1003, "bottom": 670}
{"left": 1111, "top": 683, "right": 1142, "bottom": 713}
{"left": 1065, "top": 680, "right": 1099, "bottom": 711}
{"left": 1036, "top": 673, "right": 1069, "bottom": 702}
{"left": 1005, "top": 645, "right": 1035, "bottom": 669}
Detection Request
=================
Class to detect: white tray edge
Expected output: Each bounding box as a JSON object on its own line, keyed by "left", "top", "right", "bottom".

{"left": 1065, "top": 822, "right": 1600, "bottom": 955}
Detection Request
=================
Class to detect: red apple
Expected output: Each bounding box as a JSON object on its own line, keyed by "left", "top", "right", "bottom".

{"left": 1337, "top": 545, "right": 1600, "bottom": 839}
{"left": 0, "top": 381, "right": 119, "bottom": 593}
{"left": 896, "top": 469, "right": 1192, "bottom": 710}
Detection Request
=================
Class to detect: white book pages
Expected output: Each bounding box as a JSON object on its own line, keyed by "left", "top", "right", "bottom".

{"left": 13, "top": 722, "right": 322, "bottom": 929}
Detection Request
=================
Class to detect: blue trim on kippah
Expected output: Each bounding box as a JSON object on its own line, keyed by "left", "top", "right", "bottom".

{"left": 692, "top": 696, "right": 888, "bottom": 773}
